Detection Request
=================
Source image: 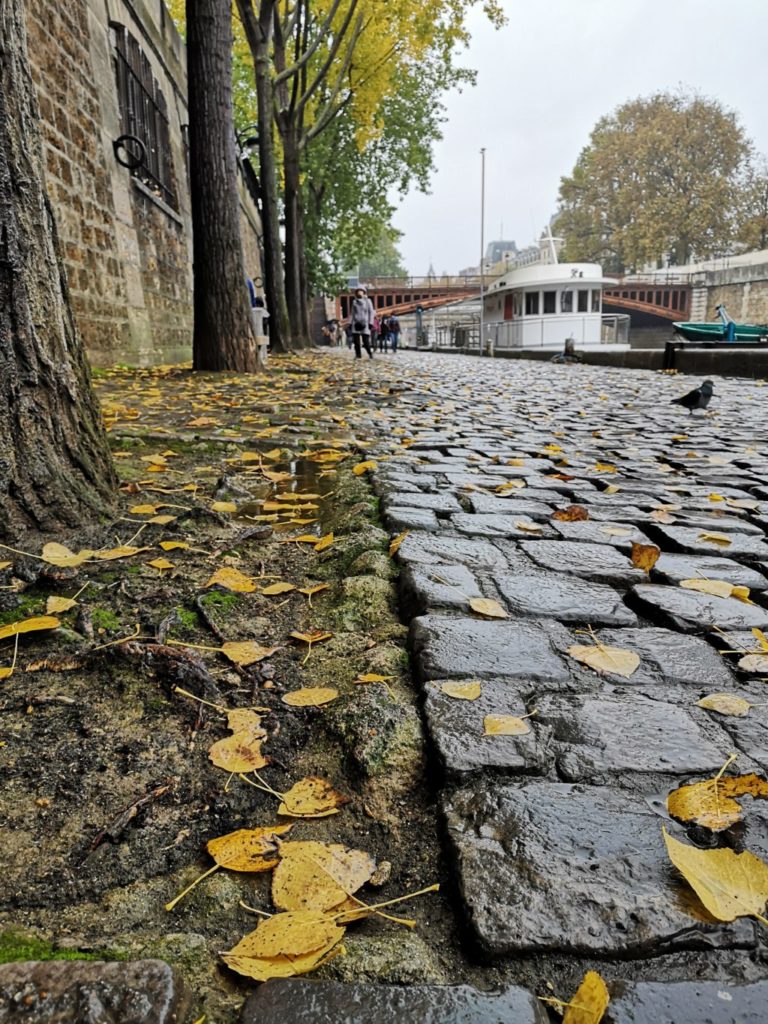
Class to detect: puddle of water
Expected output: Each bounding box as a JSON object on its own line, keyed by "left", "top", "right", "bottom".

{"left": 234, "top": 458, "right": 337, "bottom": 534}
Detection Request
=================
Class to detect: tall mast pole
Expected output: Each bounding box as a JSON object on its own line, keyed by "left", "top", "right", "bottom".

{"left": 479, "top": 147, "right": 486, "bottom": 354}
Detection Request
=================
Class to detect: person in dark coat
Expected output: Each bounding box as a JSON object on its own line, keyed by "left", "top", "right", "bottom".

{"left": 349, "top": 287, "right": 375, "bottom": 359}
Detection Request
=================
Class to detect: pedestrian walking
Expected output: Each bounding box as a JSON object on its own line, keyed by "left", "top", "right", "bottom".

{"left": 379, "top": 314, "right": 390, "bottom": 353}
{"left": 349, "top": 287, "right": 375, "bottom": 359}
{"left": 389, "top": 313, "right": 401, "bottom": 353}
{"left": 371, "top": 315, "right": 381, "bottom": 352}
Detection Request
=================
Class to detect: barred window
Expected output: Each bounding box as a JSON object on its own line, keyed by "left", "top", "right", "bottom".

{"left": 111, "top": 23, "right": 177, "bottom": 209}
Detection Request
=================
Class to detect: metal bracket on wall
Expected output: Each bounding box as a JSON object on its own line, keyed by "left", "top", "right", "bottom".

{"left": 113, "top": 134, "right": 146, "bottom": 171}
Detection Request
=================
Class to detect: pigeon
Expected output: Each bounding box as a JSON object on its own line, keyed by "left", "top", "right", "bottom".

{"left": 671, "top": 379, "right": 714, "bottom": 414}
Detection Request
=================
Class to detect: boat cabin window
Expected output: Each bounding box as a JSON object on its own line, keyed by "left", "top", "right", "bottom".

{"left": 543, "top": 291, "right": 556, "bottom": 314}
{"left": 525, "top": 292, "right": 539, "bottom": 316}
{"left": 560, "top": 290, "right": 573, "bottom": 313}
{"left": 591, "top": 290, "right": 600, "bottom": 313}
{"left": 577, "top": 289, "right": 589, "bottom": 312}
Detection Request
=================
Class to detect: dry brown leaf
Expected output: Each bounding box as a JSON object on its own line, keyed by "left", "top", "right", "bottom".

{"left": 738, "top": 653, "right": 768, "bottom": 673}
{"left": 148, "top": 558, "right": 175, "bottom": 571}
{"left": 562, "top": 970, "right": 610, "bottom": 1024}
{"left": 483, "top": 714, "right": 532, "bottom": 736}
{"left": 205, "top": 567, "right": 256, "bottom": 593}
{"left": 220, "top": 641, "right": 278, "bottom": 666}
{"left": 207, "top": 824, "right": 292, "bottom": 872}
{"left": 41, "top": 542, "right": 93, "bottom": 568}
{"left": 698, "top": 532, "right": 732, "bottom": 547}
{"left": 514, "top": 521, "right": 543, "bottom": 533}
{"left": 440, "top": 681, "right": 482, "bottom": 701}
{"left": 668, "top": 773, "right": 768, "bottom": 830}
{"left": 282, "top": 687, "right": 339, "bottom": 707}
{"left": 271, "top": 840, "right": 376, "bottom": 912}
{"left": 314, "top": 533, "right": 335, "bottom": 552}
{"left": 568, "top": 643, "right": 640, "bottom": 678}
{"left": 352, "top": 461, "right": 377, "bottom": 475}
{"left": 389, "top": 530, "right": 408, "bottom": 557}
{"left": 468, "top": 597, "right": 508, "bottom": 619}
{"left": 209, "top": 711, "right": 268, "bottom": 773}
{"left": 95, "top": 545, "right": 151, "bottom": 561}
{"left": 663, "top": 827, "right": 768, "bottom": 923}
{"left": 290, "top": 630, "right": 333, "bottom": 646}
{"left": 599, "top": 526, "right": 632, "bottom": 537}
{"left": 262, "top": 581, "right": 295, "bottom": 596}
{"left": 354, "top": 672, "right": 394, "bottom": 684}
{"left": 697, "top": 693, "right": 753, "bottom": 717}
{"left": 0, "top": 616, "right": 61, "bottom": 643}
{"left": 278, "top": 776, "right": 349, "bottom": 818}
{"left": 631, "top": 542, "right": 661, "bottom": 573}
{"left": 24, "top": 656, "right": 85, "bottom": 673}
{"left": 552, "top": 505, "right": 589, "bottom": 522}
{"left": 45, "top": 596, "right": 77, "bottom": 614}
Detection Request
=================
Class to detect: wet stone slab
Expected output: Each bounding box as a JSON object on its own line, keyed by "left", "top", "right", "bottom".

{"left": 423, "top": 678, "right": 550, "bottom": 776}
{"left": 536, "top": 692, "right": 727, "bottom": 783}
{"left": 0, "top": 960, "right": 186, "bottom": 1024}
{"left": 649, "top": 525, "right": 768, "bottom": 561}
{"left": 451, "top": 513, "right": 556, "bottom": 540}
{"left": 396, "top": 532, "right": 504, "bottom": 570}
{"left": 608, "top": 980, "right": 768, "bottom": 1024}
{"left": 652, "top": 553, "right": 768, "bottom": 590}
{"left": 549, "top": 519, "right": 653, "bottom": 551}
{"left": 383, "top": 506, "right": 441, "bottom": 533}
{"left": 399, "top": 563, "right": 482, "bottom": 616}
{"left": 382, "top": 491, "right": 462, "bottom": 514}
{"left": 631, "top": 584, "right": 768, "bottom": 633}
{"left": 411, "top": 615, "right": 571, "bottom": 683}
{"left": 494, "top": 571, "right": 637, "bottom": 627}
{"left": 519, "top": 540, "right": 646, "bottom": 586}
{"left": 467, "top": 495, "right": 555, "bottom": 519}
{"left": 240, "top": 979, "right": 549, "bottom": 1024}
{"left": 443, "top": 780, "right": 755, "bottom": 957}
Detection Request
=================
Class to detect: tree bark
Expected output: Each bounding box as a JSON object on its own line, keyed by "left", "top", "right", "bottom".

{"left": 187, "top": 0, "right": 257, "bottom": 371}
{"left": 281, "top": 126, "right": 306, "bottom": 346}
{"left": 236, "top": 0, "right": 291, "bottom": 353}
{"left": 0, "top": 0, "right": 116, "bottom": 540}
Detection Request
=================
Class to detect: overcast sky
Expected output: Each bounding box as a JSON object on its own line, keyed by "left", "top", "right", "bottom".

{"left": 391, "top": 0, "right": 768, "bottom": 276}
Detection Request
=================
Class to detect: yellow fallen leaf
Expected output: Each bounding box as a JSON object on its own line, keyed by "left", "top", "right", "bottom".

{"left": 668, "top": 773, "right": 768, "bottom": 831}
{"left": 354, "top": 673, "right": 394, "bottom": 684}
{"left": 697, "top": 693, "right": 753, "bottom": 717}
{"left": 514, "top": 521, "right": 543, "bottom": 534}
{"left": 282, "top": 687, "right": 339, "bottom": 707}
{"left": 209, "top": 711, "right": 268, "bottom": 773}
{"left": 0, "top": 562, "right": 11, "bottom": 570}
{"left": 631, "top": 542, "right": 661, "bottom": 573}
{"left": 708, "top": 493, "right": 726, "bottom": 502}
{"left": 95, "top": 545, "right": 151, "bottom": 561}
{"left": 663, "top": 827, "right": 768, "bottom": 924}
{"left": 207, "top": 825, "right": 292, "bottom": 872}
{"left": 290, "top": 630, "right": 333, "bottom": 646}
{"left": 698, "top": 532, "right": 732, "bottom": 547}
{"left": 738, "top": 653, "right": 768, "bottom": 673}
{"left": 468, "top": 597, "right": 508, "bottom": 620}
{"left": 440, "top": 681, "right": 482, "bottom": 701}
{"left": 389, "top": 530, "right": 408, "bottom": 557}
{"left": 0, "top": 616, "right": 60, "bottom": 643}
{"left": 732, "top": 586, "right": 754, "bottom": 605}
{"left": 222, "top": 911, "right": 345, "bottom": 980}
{"left": 753, "top": 628, "right": 768, "bottom": 652}
{"left": 291, "top": 534, "right": 322, "bottom": 544}
{"left": 593, "top": 462, "right": 617, "bottom": 473}
{"left": 278, "top": 776, "right": 348, "bottom": 818}
{"left": 271, "top": 841, "right": 375, "bottom": 912}
{"left": 262, "top": 581, "right": 295, "bottom": 596}
{"left": 495, "top": 479, "right": 526, "bottom": 492}
{"left": 314, "top": 533, "right": 334, "bottom": 552}
{"left": 45, "top": 596, "right": 77, "bottom": 614}
{"left": 352, "top": 461, "right": 377, "bottom": 475}
{"left": 599, "top": 526, "right": 632, "bottom": 537}
{"left": 298, "top": 584, "right": 330, "bottom": 598}
{"left": 205, "top": 567, "right": 256, "bottom": 593}
{"left": 562, "top": 970, "right": 610, "bottom": 1024}
{"left": 41, "top": 542, "right": 93, "bottom": 568}
{"left": 603, "top": 485, "right": 620, "bottom": 495}
{"left": 650, "top": 509, "right": 676, "bottom": 524}
{"left": 483, "top": 714, "right": 532, "bottom": 736}
{"left": 220, "top": 641, "right": 278, "bottom": 666}
{"left": 159, "top": 541, "right": 189, "bottom": 551}
{"left": 568, "top": 643, "right": 640, "bottom": 678}
{"left": 130, "top": 504, "right": 160, "bottom": 514}
{"left": 680, "top": 578, "right": 735, "bottom": 599}
{"left": 211, "top": 501, "right": 237, "bottom": 513}
{"left": 552, "top": 505, "right": 589, "bottom": 522}
{"left": 148, "top": 558, "right": 174, "bottom": 571}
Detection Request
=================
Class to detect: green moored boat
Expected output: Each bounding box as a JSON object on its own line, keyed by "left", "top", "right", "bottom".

{"left": 673, "top": 304, "right": 768, "bottom": 342}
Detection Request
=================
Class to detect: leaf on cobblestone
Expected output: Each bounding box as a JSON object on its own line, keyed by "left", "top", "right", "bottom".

{"left": 209, "top": 711, "right": 268, "bottom": 773}
{"left": 698, "top": 532, "right": 733, "bottom": 547}
{"left": 314, "top": 533, "right": 334, "bottom": 552}
{"left": 599, "top": 526, "right": 632, "bottom": 537}
{"left": 352, "top": 461, "right": 377, "bottom": 475}
{"left": 278, "top": 777, "right": 349, "bottom": 818}
{"left": 738, "top": 653, "right": 768, "bottom": 673}
{"left": 222, "top": 913, "right": 346, "bottom": 981}
{"left": 568, "top": 643, "right": 639, "bottom": 678}
{"left": 468, "top": 597, "right": 508, "bottom": 619}
{"left": 562, "top": 970, "right": 610, "bottom": 1024}
{"left": 593, "top": 462, "right": 617, "bottom": 474}
{"left": 282, "top": 687, "right": 339, "bottom": 707}
{"left": 631, "top": 542, "right": 661, "bottom": 573}
{"left": 211, "top": 501, "right": 237, "bottom": 513}
{"left": 680, "top": 578, "right": 736, "bottom": 599}
{"left": 95, "top": 545, "right": 151, "bottom": 561}
{"left": 440, "top": 681, "right": 482, "bottom": 700}
{"left": 552, "top": 505, "right": 589, "bottom": 521}
{"left": 496, "top": 480, "right": 526, "bottom": 492}
{"left": 355, "top": 673, "right": 394, "bottom": 684}
{"left": 514, "top": 521, "right": 543, "bottom": 533}
{"left": 753, "top": 628, "right": 768, "bottom": 651}
{"left": 697, "top": 693, "right": 754, "bottom": 717}
{"left": 0, "top": 615, "right": 60, "bottom": 642}
{"left": 207, "top": 825, "right": 292, "bottom": 871}
{"left": 483, "top": 713, "right": 534, "bottom": 736}
{"left": 220, "top": 641, "right": 278, "bottom": 666}
{"left": 41, "top": 542, "right": 93, "bottom": 567}
{"left": 663, "top": 827, "right": 768, "bottom": 924}
{"left": 46, "top": 596, "right": 77, "bottom": 614}
{"left": 205, "top": 567, "right": 256, "bottom": 593}
{"left": 650, "top": 509, "right": 676, "bottom": 524}
{"left": 148, "top": 558, "right": 175, "bottom": 571}
{"left": 668, "top": 773, "right": 768, "bottom": 830}
{"left": 389, "top": 531, "right": 408, "bottom": 557}
{"left": 271, "top": 840, "right": 376, "bottom": 912}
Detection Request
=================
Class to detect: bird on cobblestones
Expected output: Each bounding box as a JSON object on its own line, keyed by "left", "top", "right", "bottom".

{"left": 671, "top": 379, "right": 714, "bottom": 414}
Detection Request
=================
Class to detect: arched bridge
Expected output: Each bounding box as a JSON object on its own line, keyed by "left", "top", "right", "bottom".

{"left": 602, "top": 277, "right": 692, "bottom": 321}
{"left": 336, "top": 275, "right": 480, "bottom": 319}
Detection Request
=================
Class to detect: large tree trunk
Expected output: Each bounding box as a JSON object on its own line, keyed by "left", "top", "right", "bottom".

{"left": 237, "top": 0, "right": 291, "bottom": 353}
{"left": 282, "top": 127, "right": 306, "bottom": 346}
{"left": 0, "top": 0, "right": 115, "bottom": 540}
{"left": 187, "top": 0, "right": 257, "bottom": 371}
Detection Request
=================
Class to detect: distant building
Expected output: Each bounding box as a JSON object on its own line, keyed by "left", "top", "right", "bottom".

{"left": 485, "top": 240, "right": 518, "bottom": 264}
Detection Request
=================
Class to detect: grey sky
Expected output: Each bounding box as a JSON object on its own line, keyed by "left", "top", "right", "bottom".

{"left": 392, "top": 0, "right": 768, "bottom": 276}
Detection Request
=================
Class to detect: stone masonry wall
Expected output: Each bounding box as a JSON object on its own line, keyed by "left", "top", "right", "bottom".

{"left": 703, "top": 261, "right": 768, "bottom": 325}
{"left": 26, "top": 0, "right": 264, "bottom": 366}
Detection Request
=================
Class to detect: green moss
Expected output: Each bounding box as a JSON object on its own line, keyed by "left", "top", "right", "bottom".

{"left": 0, "top": 597, "right": 44, "bottom": 627}
{"left": 91, "top": 607, "right": 122, "bottom": 631}
{"left": 0, "top": 930, "right": 125, "bottom": 965}
{"left": 175, "top": 606, "right": 199, "bottom": 629}
{"left": 199, "top": 591, "right": 241, "bottom": 612}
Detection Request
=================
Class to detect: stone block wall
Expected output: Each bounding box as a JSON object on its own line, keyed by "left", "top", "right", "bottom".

{"left": 704, "top": 262, "right": 768, "bottom": 326}
{"left": 25, "top": 0, "right": 264, "bottom": 366}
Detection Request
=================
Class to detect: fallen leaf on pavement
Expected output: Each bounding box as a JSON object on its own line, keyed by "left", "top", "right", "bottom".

{"left": 352, "top": 461, "right": 377, "bottom": 475}
{"left": 0, "top": 616, "right": 60, "bottom": 643}
{"left": 440, "top": 681, "right": 482, "bottom": 701}
{"left": 220, "top": 641, "right": 278, "bottom": 666}
{"left": 208, "top": 710, "right": 268, "bottom": 773}
{"left": 262, "top": 581, "right": 295, "bottom": 596}
{"left": 278, "top": 777, "right": 349, "bottom": 818}
{"left": 568, "top": 643, "right": 640, "bottom": 678}
{"left": 483, "top": 713, "right": 534, "bottom": 736}
{"left": 698, "top": 532, "right": 732, "bottom": 547}
{"left": 468, "top": 597, "right": 508, "bottom": 619}
{"left": 207, "top": 825, "right": 292, "bottom": 872}
{"left": 562, "top": 970, "right": 610, "bottom": 1024}
{"left": 552, "top": 505, "right": 589, "bottom": 522}
{"left": 697, "top": 693, "right": 754, "bottom": 717}
{"left": 668, "top": 773, "right": 768, "bottom": 830}
{"left": 631, "top": 542, "right": 660, "bottom": 573}
{"left": 314, "top": 533, "right": 334, "bottom": 552}
{"left": 271, "top": 840, "right": 376, "bottom": 912}
{"left": 389, "top": 531, "right": 408, "bottom": 557}
{"left": 205, "top": 567, "right": 256, "bottom": 593}
{"left": 282, "top": 687, "right": 339, "bottom": 707}
{"left": 221, "top": 910, "right": 345, "bottom": 981}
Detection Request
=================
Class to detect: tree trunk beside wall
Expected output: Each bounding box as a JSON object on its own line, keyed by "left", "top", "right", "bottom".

{"left": 187, "top": 0, "right": 257, "bottom": 371}
{"left": 0, "top": 0, "right": 116, "bottom": 539}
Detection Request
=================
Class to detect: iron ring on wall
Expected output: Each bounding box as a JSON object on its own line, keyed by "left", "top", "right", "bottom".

{"left": 113, "top": 134, "right": 146, "bottom": 170}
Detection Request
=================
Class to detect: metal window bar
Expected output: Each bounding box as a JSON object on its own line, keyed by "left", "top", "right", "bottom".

{"left": 113, "top": 25, "right": 177, "bottom": 209}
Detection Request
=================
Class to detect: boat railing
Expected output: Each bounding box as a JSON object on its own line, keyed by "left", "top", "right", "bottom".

{"left": 405, "top": 313, "right": 629, "bottom": 351}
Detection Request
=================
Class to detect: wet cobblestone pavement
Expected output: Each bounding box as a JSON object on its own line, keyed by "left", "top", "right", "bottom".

{"left": 346, "top": 353, "right": 768, "bottom": 1018}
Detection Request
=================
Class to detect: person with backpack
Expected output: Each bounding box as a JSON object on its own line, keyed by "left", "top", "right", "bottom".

{"left": 389, "top": 313, "right": 401, "bottom": 353}
{"left": 349, "top": 286, "right": 375, "bottom": 359}
{"left": 379, "top": 314, "right": 390, "bottom": 353}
